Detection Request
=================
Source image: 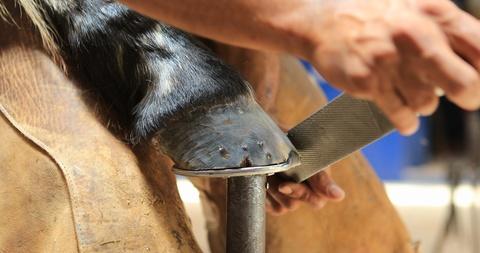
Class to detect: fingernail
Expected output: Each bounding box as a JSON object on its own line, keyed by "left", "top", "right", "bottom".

{"left": 328, "top": 184, "right": 345, "bottom": 199}
{"left": 434, "top": 87, "right": 445, "bottom": 97}
{"left": 279, "top": 186, "right": 293, "bottom": 195}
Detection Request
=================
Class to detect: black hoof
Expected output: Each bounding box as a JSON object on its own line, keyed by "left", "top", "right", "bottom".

{"left": 155, "top": 96, "right": 298, "bottom": 175}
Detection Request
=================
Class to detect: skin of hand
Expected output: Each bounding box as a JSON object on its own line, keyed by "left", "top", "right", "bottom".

{"left": 121, "top": 0, "right": 480, "bottom": 214}
{"left": 266, "top": 168, "right": 345, "bottom": 215}
{"left": 307, "top": 0, "right": 480, "bottom": 135}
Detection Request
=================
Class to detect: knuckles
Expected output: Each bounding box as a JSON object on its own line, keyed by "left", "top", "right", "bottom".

{"left": 409, "top": 92, "right": 437, "bottom": 115}
{"left": 345, "top": 66, "right": 377, "bottom": 99}
{"left": 444, "top": 82, "right": 468, "bottom": 98}
{"left": 349, "top": 69, "right": 374, "bottom": 90}
{"left": 414, "top": 0, "right": 458, "bottom": 18}
{"left": 372, "top": 47, "right": 398, "bottom": 65}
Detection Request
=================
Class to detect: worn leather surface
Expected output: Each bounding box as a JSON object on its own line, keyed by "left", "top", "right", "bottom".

{"left": 0, "top": 12, "right": 201, "bottom": 253}
{"left": 191, "top": 45, "right": 418, "bottom": 253}
{"left": 0, "top": 111, "right": 78, "bottom": 253}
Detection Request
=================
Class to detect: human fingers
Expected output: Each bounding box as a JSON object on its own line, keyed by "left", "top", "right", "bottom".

{"left": 392, "top": 13, "right": 480, "bottom": 111}
{"left": 387, "top": 21, "right": 439, "bottom": 116}
{"left": 278, "top": 181, "right": 328, "bottom": 209}
{"left": 266, "top": 175, "right": 302, "bottom": 215}
{"left": 373, "top": 61, "right": 420, "bottom": 135}
{"left": 415, "top": 0, "right": 480, "bottom": 69}
{"left": 307, "top": 169, "right": 345, "bottom": 202}
{"left": 362, "top": 30, "right": 439, "bottom": 117}
{"left": 394, "top": 57, "right": 440, "bottom": 116}
{"left": 341, "top": 34, "right": 397, "bottom": 100}
{"left": 266, "top": 193, "right": 287, "bottom": 216}
{"left": 376, "top": 89, "right": 419, "bottom": 136}
{"left": 395, "top": 75, "right": 439, "bottom": 116}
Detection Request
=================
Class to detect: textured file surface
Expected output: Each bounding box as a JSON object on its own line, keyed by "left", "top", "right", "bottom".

{"left": 282, "top": 94, "right": 394, "bottom": 182}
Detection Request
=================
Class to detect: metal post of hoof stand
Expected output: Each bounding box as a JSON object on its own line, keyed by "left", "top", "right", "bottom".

{"left": 226, "top": 175, "right": 266, "bottom": 253}
{"left": 173, "top": 155, "right": 299, "bottom": 253}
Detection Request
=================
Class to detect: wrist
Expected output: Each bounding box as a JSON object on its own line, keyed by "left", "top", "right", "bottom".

{"left": 247, "top": 1, "right": 325, "bottom": 56}
{"left": 263, "top": 1, "right": 341, "bottom": 61}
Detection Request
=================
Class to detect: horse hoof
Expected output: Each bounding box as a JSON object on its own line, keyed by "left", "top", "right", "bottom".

{"left": 155, "top": 96, "right": 299, "bottom": 177}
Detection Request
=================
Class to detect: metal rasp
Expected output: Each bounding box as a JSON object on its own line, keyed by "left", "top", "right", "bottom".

{"left": 280, "top": 93, "right": 394, "bottom": 182}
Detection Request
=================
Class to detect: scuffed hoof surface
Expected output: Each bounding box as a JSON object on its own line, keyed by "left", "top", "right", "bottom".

{"left": 155, "top": 96, "right": 297, "bottom": 174}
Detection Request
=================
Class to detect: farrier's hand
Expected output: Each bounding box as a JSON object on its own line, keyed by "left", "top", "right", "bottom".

{"left": 306, "top": 0, "right": 480, "bottom": 135}
{"left": 266, "top": 168, "right": 345, "bottom": 215}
